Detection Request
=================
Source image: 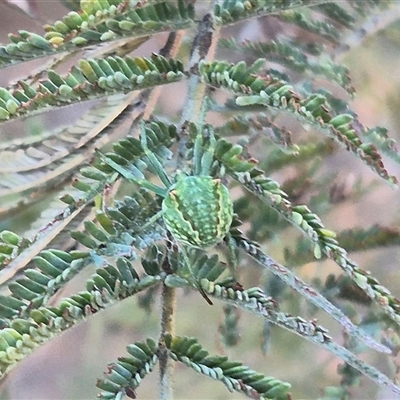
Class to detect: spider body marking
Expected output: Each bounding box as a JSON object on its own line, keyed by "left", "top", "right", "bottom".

{"left": 162, "top": 175, "right": 233, "bottom": 249}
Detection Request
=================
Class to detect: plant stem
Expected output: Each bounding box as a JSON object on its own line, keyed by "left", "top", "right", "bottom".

{"left": 236, "top": 237, "right": 391, "bottom": 354}
{"left": 158, "top": 282, "right": 177, "bottom": 400}
{"left": 158, "top": 15, "right": 222, "bottom": 397}
{"left": 142, "top": 31, "right": 185, "bottom": 121}
{"left": 178, "top": 13, "right": 221, "bottom": 167}
{"left": 150, "top": 31, "right": 186, "bottom": 400}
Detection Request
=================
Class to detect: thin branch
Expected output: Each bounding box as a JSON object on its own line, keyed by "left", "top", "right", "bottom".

{"left": 202, "top": 284, "right": 400, "bottom": 396}
{"left": 159, "top": 284, "right": 176, "bottom": 400}
{"left": 159, "top": 260, "right": 177, "bottom": 400}
{"left": 235, "top": 237, "right": 391, "bottom": 355}
{"left": 155, "top": 31, "right": 186, "bottom": 400}
{"left": 178, "top": 12, "right": 221, "bottom": 166}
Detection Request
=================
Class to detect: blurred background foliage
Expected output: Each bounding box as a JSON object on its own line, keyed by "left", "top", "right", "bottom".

{"left": 0, "top": 0, "right": 399, "bottom": 399}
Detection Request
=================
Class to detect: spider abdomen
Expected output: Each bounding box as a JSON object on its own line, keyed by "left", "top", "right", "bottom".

{"left": 162, "top": 176, "right": 233, "bottom": 248}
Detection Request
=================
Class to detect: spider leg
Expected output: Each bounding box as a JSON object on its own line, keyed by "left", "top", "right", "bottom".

{"left": 140, "top": 122, "right": 172, "bottom": 188}
{"left": 225, "top": 232, "right": 239, "bottom": 279}
{"left": 137, "top": 209, "right": 165, "bottom": 234}
{"left": 96, "top": 149, "right": 167, "bottom": 197}
{"left": 193, "top": 124, "right": 217, "bottom": 177}
{"left": 199, "top": 125, "right": 217, "bottom": 176}
{"left": 180, "top": 246, "right": 213, "bottom": 305}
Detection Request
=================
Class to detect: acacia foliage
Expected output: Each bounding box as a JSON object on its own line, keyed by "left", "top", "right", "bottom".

{"left": 0, "top": 0, "right": 400, "bottom": 399}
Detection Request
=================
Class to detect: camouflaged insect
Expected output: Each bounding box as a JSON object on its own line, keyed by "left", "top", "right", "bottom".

{"left": 162, "top": 175, "right": 233, "bottom": 248}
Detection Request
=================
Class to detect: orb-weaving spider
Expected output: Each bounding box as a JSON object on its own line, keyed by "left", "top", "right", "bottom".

{"left": 98, "top": 120, "right": 234, "bottom": 303}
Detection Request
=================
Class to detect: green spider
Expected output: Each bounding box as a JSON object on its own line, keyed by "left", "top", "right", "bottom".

{"left": 98, "top": 121, "right": 234, "bottom": 303}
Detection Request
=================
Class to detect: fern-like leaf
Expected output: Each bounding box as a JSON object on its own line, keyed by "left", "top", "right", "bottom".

{"left": 165, "top": 333, "right": 292, "bottom": 399}
{"left": 225, "top": 224, "right": 389, "bottom": 354}
{"left": 214, "top": 0, "right": 329, "bottom": 26}
{"left": 196, "top": 282, "right": 400, "bottom": 394}
{"left": 97, "top": 337, "right": 159, "bottom": 399}
{"left": 0, "top": 254, "right": 163, "bottom": 378}
{"left": 0, "top": 54, "right": 184, "bottom": 122}
{"left": 199, "top": 59, "right": 396, "bottom": 185}
{"left": 214, "top": 138, "right": 400, "bottom": 330}
{"left": 162, "top": 247, "right": 395, "bottom": 387}
{"left": 219, "top": 38, "right": 354, "bottom": 94}
{"left": 0, "top": 0, "right": 195, "bottom": 69}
